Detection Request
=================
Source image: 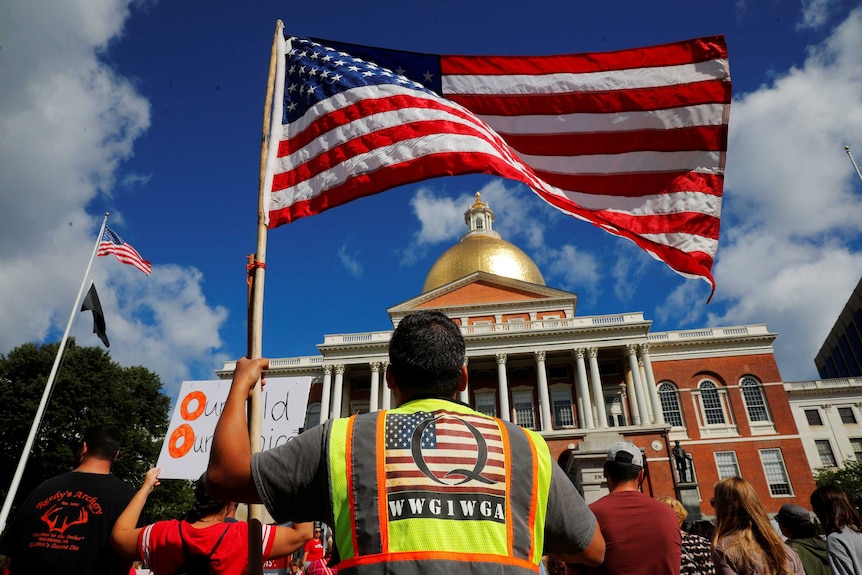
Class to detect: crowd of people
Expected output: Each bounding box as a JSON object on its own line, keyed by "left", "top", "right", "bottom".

{"left": 1, "top": 311, "right": 862, "bottom": 575}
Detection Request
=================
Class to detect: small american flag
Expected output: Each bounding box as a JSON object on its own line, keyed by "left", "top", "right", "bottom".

{"left": 263, "top": 31, "right": 731, "bottom": 297}
{"left": 384, "top": 410, "right": 506, "bottom": 497}
{"left": 98, "top": 226, "right": 152, "bottom": 276}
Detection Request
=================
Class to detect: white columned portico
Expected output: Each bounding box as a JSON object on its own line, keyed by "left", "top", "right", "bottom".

{"left": 381, "top": 361, "right": 392, "bottom": 409}
{"left": 573, "top": 348, "right": 594, "bottom": 428}
{"left": 320, "top": 365, "right": 333, "bottom": 422}
{"left": 460, "top": 357, "right": 470, "bottom": 404}
{"left": 587, "top": 347, "right": 608, "bottom": 428}
{"left": 640, "top": 344, "right": 664, "bottom": 424}
{"left": 370, "top": 362, "right": 381, "bottom": 412}
{"left": 638, "top": 357, "right": 654, "bottom": 421}
{"left": 535, "top": 350, "right": 553, "bottom": 431}
{"left": 331, "top": 364, "right": 345, "bottom": 419}
{"left": 626, "top": 344, "right": 649, "bottom": 425}
{"left": 496, "top": 354, "right": 511, "bottom": 421}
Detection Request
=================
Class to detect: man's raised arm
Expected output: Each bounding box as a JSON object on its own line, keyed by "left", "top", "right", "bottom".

{"left": 205, "top": 356, "right": 268, "bottom": 503}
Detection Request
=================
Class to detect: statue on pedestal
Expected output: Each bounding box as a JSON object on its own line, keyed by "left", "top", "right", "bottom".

{"left": 673, "top": 440, "right": 694, "bottom": 483}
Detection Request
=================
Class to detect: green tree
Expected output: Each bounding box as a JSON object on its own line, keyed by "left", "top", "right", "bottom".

{"left": 0, "top": 339, "right": 193, "bottom": 523}
{"left": 814, "top": 459, "right": 862, "bottom": 511}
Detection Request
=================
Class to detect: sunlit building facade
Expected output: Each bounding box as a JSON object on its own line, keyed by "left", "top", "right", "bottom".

{"left": 223, "top": 194, "right": 816, "bottom": 517}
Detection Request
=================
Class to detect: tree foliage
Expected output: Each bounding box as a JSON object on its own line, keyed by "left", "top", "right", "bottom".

{"left": 0, "top": 339, "right": 193, "bottom": 523}
{"left": 814, "top": 459, "right": 862, "bottom": 511}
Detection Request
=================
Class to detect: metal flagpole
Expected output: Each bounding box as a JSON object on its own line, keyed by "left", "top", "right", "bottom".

{"left": 845, "top": 146, "right": 862, "bottom": 186}
{"left": 244, "top": 19, "right": 284, "bottom": 575}
{"left": 0, "top": 212, "right": 110, "bottom": 533}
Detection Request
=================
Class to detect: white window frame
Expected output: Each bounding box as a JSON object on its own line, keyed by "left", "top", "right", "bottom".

{"left": 850, "top": 438, "right": 862, "bottom": 463}
{"left": 714, "top": 451, "right": 741, "bottom": 479}
{"left": 474, "top": 391, "right": 497, "bottom": 418}
{"left": 693, "top": 379, "right": 737, "bottom": 437}
{"left": 658, "top": 382, "right": 685, "bottom": 429}
{"left": 550, "top": 384, "right": 575, "bottom": 429}
{"left": 815, "top": 439, "right": 838, "bottom": 467}
{"left": 739, "top": 376, "right": 776, "bottom": 435}
{"left": 759, "top": 448, "right": 794, "bottom": 497}
{"left": 512, "top": 387, "right": 536, "bottom": 430}
{"left": 349, "top": 399, "right": 370, "bottom": 415}
{"left": 605, "top": 395, "right": 626, "bottom": 427}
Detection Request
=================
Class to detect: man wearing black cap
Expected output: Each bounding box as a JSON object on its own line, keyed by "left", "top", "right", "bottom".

{"left": 775, "top": 504, "right": 829, "bottom": 575}
{"left": 578, "top": 441, "right": 681, "bottom": 575}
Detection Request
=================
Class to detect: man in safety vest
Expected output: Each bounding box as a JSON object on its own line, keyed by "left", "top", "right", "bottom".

{"left": 207, "top": 310, "right": 605, "bottom": 575}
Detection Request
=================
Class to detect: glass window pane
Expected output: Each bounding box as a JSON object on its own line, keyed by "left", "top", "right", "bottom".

{"left": 659, "top": 382, "right": 683, "bottom": 427}
{"left": 715, "top": 451, "right": 740, "bottom": 479}
{"left": 760, "top": 449, "right": 792, "bottom": 496}
{"left": 551, "top": 389, "right": 574, "bottom": 428}
{"left": 700, "top": 380, "right": 725, "bottom": 425}
{"left": 305, "top": 403, "right": 321, "bottom": 429}
{"left": 815, "top": 440, "right": 837, "bottom": 466}
{"left": 475, "top": 394, "right": 496, "bottom": 417}
{"left": 513, "top": 390, "right": 535, "bottom": 430}
{"left": 740, "top": 377, "right": 769, "bottom": 422}
{"left": 839, "top": 407, "right": 857, "bottom": 424}
{"left": 851, "top": 438, "right": 862, "bottom": 462}
{"left": 805, "top": 409, "right": 823, "bottom": 425}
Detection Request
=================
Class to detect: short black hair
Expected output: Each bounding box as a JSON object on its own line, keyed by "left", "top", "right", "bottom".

{"left": 604, "top": 460, "right": 642, "bottom": 482}
{"left": 187, "top": 474, "right": 230, "bottom": 523}
{"left": 388, "top": 311, "right": 466, "bottom": 398}
{"left": 82, "top": 424, "right": 121, "bottom": 461}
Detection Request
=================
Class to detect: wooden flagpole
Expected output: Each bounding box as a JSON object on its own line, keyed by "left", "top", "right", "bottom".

{"left": 245, "top": 19, "right": 283, "bottom": 575}
{"left": 0, "top": 213, "right": 110, "bottom": 533}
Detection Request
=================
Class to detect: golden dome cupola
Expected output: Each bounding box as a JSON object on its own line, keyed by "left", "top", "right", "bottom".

{"left": 422, "top": 193, "right": 546, "bottom": 292}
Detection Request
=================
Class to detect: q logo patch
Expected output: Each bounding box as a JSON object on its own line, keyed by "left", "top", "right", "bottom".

{"left": 411, "top": 414, "right": 496, "bottom": 485}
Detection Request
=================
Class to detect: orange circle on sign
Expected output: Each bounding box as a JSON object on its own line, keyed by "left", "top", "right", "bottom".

{"left": 168, "top": 424, "right": 194, "bottom": 458}
{"left": 180, "top": 391, "right": 206, "bottom": 420}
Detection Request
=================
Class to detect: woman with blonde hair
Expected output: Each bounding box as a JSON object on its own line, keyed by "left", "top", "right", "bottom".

{"left": 711, "top": 477, "right": 803, "bottom": 575}
{"left": 658, "top": 496, "right": 715, "bottom": 575}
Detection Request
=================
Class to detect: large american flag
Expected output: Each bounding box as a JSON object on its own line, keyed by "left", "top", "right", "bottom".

{"left": 263, "top": 31, "right": 731, "bottom": 295}
{"left": 384, "top": 410, "right": 506, "bottom": 497}
{"left": 98, "top": 226, "right": 152, "bottom": 276}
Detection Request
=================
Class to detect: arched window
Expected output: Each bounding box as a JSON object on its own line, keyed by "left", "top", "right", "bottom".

{"left": 658, "top": 382, "right": 684, "bottom": 427}
{"left": 740, "top": 376, "right": 769, "bottom": 422}
{"left": 304, "top": 402, "right": 321, "bottom": 430}
{"left": 699, "top": 380, "right": 726, "bottom": 425}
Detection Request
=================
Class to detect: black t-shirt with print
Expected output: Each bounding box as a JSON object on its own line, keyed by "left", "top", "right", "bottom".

{"left": 0, "top": 471, "right": 135, "bottom": 575}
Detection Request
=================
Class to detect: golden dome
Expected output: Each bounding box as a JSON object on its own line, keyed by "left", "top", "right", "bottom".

{"left": 422, "top": 235, "right": 546, "bottom": 292}
{"left": 422, "top": 192, "right": 545, "bottom": 292}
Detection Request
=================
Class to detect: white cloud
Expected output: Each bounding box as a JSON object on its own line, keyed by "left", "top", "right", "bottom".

{"left": 338, "top": 244, "right": 364, "bottom": 278}
{"left": 0, "top": 0, "right": 229, "bottom": 393}
{"left": 799, "top": 0, "right": 836, "bottom": 29}
{"left": 662, "top": 8, "right": 862, "bottom": 380}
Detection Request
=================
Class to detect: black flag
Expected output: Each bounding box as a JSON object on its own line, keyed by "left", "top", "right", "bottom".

{"left": 81, "top": 283, "right": 109, "bottom": 347}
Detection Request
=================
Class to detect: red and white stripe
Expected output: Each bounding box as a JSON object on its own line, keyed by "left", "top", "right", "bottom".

{"left": 266, "top": 36, "right": 730, "bottom": 295}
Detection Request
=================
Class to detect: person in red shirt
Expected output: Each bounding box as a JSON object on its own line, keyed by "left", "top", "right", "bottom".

{"left": 302, "top": 528, "right": 325, "bottom": 569}
{"left": 111, "top": 468, "right": 312, "bottom": 575}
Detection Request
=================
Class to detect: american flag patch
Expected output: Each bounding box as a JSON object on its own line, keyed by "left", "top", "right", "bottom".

{"left": 384, "top": 410, "right": 507, "bottom": 522}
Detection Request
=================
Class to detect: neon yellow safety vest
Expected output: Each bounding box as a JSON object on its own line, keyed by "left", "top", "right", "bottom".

{"left": 327, "top": 398, "right": 552, "bottom": 575}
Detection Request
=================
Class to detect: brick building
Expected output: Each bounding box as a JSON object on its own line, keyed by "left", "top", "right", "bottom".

{"left": 224, "top": 194, "right": 816, "bottom": 518}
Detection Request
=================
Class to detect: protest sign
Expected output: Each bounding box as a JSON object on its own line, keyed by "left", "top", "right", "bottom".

{"left": 156, "top": 376, "right": 312, "bottom": 479}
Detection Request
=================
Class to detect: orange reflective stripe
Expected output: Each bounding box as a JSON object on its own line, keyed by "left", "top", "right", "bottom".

{"left": 375, "top": 411, "right": 388, "bottom": 553}
{"left": 345, "top": 416, "right": 359, "bottom": 557}
{"left": 341, "top": 550, "right": 538, "bottom": 570}
{"left": 525, "top": 428, "right": 540, "bottom": 562}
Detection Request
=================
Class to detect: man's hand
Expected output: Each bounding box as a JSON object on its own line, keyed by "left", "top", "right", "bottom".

{"left": 233, "top": 357, "right": 269, "bottom": 398}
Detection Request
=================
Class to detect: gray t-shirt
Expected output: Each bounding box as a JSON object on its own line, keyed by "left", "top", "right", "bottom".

{"left": 252, "top": 414, "right": 597, "bottom": 556}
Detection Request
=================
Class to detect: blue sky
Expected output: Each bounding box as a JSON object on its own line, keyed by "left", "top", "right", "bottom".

{"left": 2, "top": 0, "right": 862, "bottom": 400}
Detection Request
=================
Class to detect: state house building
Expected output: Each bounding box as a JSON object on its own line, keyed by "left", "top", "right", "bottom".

{"left": 224, "top": 194, "right": 815, "bottom": 518}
